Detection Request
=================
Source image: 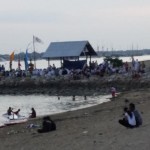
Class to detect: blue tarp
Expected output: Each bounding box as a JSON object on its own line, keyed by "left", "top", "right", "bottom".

{"left": 63, "top": 60, "right": 87, "bottom": 70}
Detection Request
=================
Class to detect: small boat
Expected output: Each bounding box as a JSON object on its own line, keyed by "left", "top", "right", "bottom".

{"left": 2, "top": 113, "right": 26, "bottom": 120}
{"left": 0, "top": 124, "right": 6, "bottom": 128}
{"left": 2, "top": 113, "right": 28, "bottom": 126}
{"left": 4, "top": 119, "right": 28, "bottom": 126}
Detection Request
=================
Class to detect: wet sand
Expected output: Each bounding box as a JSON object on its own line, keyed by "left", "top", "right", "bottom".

{"left": 0, "top": 89, "right": 150, "bottom": 150}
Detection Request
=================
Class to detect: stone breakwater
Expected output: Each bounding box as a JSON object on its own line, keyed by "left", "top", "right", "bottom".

{"left": 0, "top": 75, "right": 150, "bottom": 95}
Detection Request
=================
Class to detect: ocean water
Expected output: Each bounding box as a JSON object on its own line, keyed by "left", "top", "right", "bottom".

{"left": 0, "top": 95, "right": 111, "bottom": 126}
{"left": 0, "top": 55, "right": 150, "bottom": 70}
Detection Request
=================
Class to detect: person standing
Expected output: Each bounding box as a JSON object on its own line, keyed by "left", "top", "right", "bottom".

{"left": 111, "top": 87, "right": 116, "bottom": 98}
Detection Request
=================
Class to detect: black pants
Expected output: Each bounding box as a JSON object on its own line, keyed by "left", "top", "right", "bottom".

{"left": 119, "top": 119, "right": 135, "bottom": 128}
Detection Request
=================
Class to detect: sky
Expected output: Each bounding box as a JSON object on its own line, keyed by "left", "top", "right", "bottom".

{"left": 0, "top": 0, "right": 150, "bottom": 54}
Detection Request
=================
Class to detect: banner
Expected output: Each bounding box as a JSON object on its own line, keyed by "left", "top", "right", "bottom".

{"left": 33, "top": 35, "right": 43, "bottom": 44}
{"left": 10, "top": 51, "right": 14, "bottom": 62}
{"left": 24, "top": 49, "right": 29, "bottom": 71}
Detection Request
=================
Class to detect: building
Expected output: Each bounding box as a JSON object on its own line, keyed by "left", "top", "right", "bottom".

{"left": 43, "top": 40, "right": 97, "bottom": 68}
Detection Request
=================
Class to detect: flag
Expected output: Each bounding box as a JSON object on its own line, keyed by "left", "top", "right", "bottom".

{"left": 33, "top": 35, "right": 43, "bottom": 44}
{"left": 10, "top": 51, "right": 14, "bottom": 62}
{"left": 24, "top": 49, "right": 29, "bottom": 71}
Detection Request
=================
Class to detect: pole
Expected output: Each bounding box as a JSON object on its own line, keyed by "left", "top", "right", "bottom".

{"left": 90, "top": 55, "right": 91, "bottom": 72}
{"left": 48, "top": 58, "right": 50, "bottom": 67}
{"left": 33, "top": 36, "right": 36, "bottom": 69}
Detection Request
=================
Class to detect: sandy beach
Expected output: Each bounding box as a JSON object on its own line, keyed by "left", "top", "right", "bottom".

{"left": 0, "top": 88, "right": 150, "bottom": 150}
{"left": 0, "top": 59, "right": 150, "bottom": 150}
{"left": 1, "top": 0, "right": 150, "bottom": 149}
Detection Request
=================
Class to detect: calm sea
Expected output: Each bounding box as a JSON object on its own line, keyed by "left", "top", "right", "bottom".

{"left": 0, "top": 95, "right": 111, "bottom": 126}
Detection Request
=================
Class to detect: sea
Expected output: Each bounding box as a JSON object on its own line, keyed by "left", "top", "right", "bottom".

{"left": 0, "top": 55, "right": 149, "bottom": 126}
{"left": 0, "top": 95, "right": 111, "bottom": 126}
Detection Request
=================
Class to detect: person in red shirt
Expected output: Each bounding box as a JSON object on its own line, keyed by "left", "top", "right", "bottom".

{"left": 111, "top": 87, "right": 116, "bottom": 98}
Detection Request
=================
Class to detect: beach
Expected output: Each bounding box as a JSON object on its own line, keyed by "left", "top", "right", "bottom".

{"left": 0, "top": 59, "right": 150, "bottom": 150}
{"left": 0, "top": 88, "right": 150, "bottom": 150}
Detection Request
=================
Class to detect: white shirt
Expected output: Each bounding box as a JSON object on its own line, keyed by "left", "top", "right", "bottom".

{"left": 125, "top": 112, "right": 136, "bottom": 126}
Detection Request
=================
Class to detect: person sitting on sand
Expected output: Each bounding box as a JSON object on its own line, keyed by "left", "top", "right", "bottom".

{"left": 37, "top": 116, "right": 56, "bottom": 133}
{"left": 13, "top": 109, "right": 21, "bottom": 116}
{"left": 119, "top": 107, "right": 136, "bottom": 128}
{"left": 29, "top": 107, "right": 36, "bottom": 118}
{"left": 129, "top": 103, "right": 142, "bottom": 127}
{"left": 7, "top": 107, "right": 13, "bottom": 115}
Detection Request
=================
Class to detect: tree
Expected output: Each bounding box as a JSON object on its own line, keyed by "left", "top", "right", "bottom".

{"left": 104, "top": 56, "right": 123, "bottom": 67}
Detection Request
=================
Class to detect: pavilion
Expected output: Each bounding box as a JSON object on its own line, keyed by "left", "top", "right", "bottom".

{"left": 43, "top": 40, "right": 97, "bottom": 68}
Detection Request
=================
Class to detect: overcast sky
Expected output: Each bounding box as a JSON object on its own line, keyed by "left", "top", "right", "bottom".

{"left": 0, "top": 0, "right": 150, "bottom": 54}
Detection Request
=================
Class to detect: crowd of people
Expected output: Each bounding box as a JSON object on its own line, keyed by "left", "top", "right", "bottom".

{"left": 6, "top": 107, "right": 36, "bottom": 118}
{"left": 6, "top": 106, "right": 56, "bottom": 133}
{"left": 0, "top": 57, "right": 146, "bottom": 80}
{"left": 1, "top": 57, "right": 144, "bottom": 134}
{"left": 5, "top": 100, "right": 142, "bottom": 134}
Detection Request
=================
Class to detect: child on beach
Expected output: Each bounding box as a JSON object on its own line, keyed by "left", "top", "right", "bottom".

{"left": 111, "top": 87, "right": 116, "bottom": 98}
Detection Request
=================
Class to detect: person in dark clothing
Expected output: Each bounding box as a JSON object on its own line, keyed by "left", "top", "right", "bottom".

{"left": 29, "top": 108, "right": 36, "bottom": 118}
{"left": 13, "top": 109, "right": 21, "bottom": 115}
{"left": 7, "top": 107, "right": 13, "bottom": 115}
{"left": 37, "top": 116, "right": 56, "bottom": 133}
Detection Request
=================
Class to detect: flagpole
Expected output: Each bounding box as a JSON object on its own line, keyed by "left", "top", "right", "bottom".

{"left": 33, "top": 36, "right": 36, "bottom": 69}
{"left": 18, "top": 52, "right": 21, "bottom": 70}
{"left": 32, "top": 35, "right": 43, "bottom": 69}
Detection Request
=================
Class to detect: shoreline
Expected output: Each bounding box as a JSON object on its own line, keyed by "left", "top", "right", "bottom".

{"left": 0, "top": 88, "right": 150, "bottom": 149}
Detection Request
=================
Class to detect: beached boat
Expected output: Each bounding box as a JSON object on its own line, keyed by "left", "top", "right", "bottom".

{"left": 2, "top": 113, "right": 26, "bottom": 120}
{"left": 2, "top": 113, "right": 28, "bottom": 126}
{"left": 4, "top": 118, "right": 28, "bottom": 126}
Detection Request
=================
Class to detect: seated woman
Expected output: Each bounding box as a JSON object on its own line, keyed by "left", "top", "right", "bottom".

{"left": 119, "top": 107, "right": 136, "bottom": 128}
{"left": 38, "top": 116, "right": 56, "bottom": 133}
{"left": 29, "top": 108, "right": 36, "bottom": 118}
